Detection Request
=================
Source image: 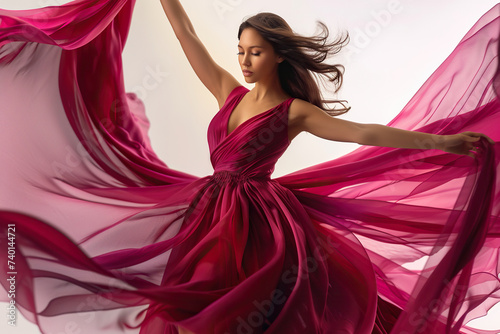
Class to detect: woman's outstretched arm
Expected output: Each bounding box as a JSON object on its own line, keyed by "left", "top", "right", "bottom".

{"left": 159, "top": 0, "right": 240, "bottom": 107}
{"left": 290, "top": 99, "right": 494, "bottom": 157}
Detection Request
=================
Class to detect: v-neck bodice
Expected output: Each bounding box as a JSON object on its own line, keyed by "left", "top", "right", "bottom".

{"left": 226, "top": 89, "right": 294, "bottom": 138}
{"left": 207, "top": 86, "right": 294, "bottom": 178}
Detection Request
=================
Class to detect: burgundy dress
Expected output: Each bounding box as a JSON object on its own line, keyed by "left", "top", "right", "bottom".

{"left": 0, "top": 1, "right": 499, "bottom": 333}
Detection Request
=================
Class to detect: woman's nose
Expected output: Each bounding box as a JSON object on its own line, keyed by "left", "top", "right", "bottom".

{"left": 241, "top": 54, "right": 251, "bottom": 66}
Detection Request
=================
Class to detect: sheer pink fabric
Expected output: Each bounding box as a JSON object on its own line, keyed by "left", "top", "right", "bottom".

{"left": 0, "top": 1, "right": 498, "bottom": 333}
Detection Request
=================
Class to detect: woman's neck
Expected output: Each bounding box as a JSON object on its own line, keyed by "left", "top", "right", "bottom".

{"left": 251, "top": 75, "right": 288, "bottom": 102}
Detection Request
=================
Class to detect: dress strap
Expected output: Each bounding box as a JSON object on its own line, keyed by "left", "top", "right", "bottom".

{"left": 221, "top": 85, "right": 248, "bottom": 108}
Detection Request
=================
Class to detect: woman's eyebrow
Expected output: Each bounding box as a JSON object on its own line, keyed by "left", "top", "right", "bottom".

{"left": 237, "top": 45, "right": 263, "bottom": 48}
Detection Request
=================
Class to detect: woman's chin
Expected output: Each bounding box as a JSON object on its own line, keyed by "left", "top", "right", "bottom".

{"left": 243, "top": 76, "right": 256, "bottom": 84}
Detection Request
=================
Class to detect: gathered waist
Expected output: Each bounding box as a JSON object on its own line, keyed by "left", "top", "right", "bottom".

{"left": 210, "top": 170, "right": 270, "bottom": 185}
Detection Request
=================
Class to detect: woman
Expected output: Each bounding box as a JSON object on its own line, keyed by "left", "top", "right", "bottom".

{"left": 160, "top": 1, "right": 497, "bottom": 333}
{"left": 0, "top": 0, "right": 498, "bottom": 333}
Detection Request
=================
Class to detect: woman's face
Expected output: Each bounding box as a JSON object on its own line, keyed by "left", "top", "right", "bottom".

{"left": 238, "top": 28, "right": 282, "bottom": 84}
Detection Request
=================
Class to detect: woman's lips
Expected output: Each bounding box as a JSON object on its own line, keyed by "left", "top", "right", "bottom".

{"left": 242, "top": 70, "right": 253, "bottom": 77}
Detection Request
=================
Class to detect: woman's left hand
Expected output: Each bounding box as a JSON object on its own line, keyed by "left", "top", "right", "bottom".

{"left": 440, "top": 131, "right": 495, "bottom": 157}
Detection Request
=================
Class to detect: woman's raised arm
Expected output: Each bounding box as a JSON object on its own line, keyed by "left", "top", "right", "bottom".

{"left": 290, "top": 99, "right": 494, "bottom": 157}
{"left": 159, "top": 0, "right": 240, "bottom": 107}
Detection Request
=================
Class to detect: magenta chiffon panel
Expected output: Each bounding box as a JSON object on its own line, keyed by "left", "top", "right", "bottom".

{"left": 0, "top": 1, "right": 499, "bottom": 333}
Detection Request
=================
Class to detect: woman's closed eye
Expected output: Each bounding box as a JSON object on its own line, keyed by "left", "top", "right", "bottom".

{"left": 237, "top": 52, "right": 261, "bottom": 56}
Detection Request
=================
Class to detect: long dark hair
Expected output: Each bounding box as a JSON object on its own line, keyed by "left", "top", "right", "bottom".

{"left": 238, "top": 13, "right": 350, "bottom": 116}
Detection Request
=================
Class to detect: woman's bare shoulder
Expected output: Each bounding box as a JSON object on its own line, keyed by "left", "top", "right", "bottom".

{"left": 288, "top": 98, "right": 319, "bottom": 119}
{"left": 217, "top": 81, "right": 244, "bottom": 109}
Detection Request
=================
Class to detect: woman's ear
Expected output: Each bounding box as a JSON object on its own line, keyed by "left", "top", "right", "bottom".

{"left": 277, "top": 56, "right": 284, "bottom": 63}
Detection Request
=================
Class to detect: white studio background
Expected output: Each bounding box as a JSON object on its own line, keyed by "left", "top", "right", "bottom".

{"left": 0, "top": 0, "right": 499, "bottom": 333}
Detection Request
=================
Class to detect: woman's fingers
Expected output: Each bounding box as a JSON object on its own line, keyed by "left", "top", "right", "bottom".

{"left": 482, "top": 134, "right": 495, "bottom": 145}
{"left": 463, "top": 131, "right": 495, "bottom": 145}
